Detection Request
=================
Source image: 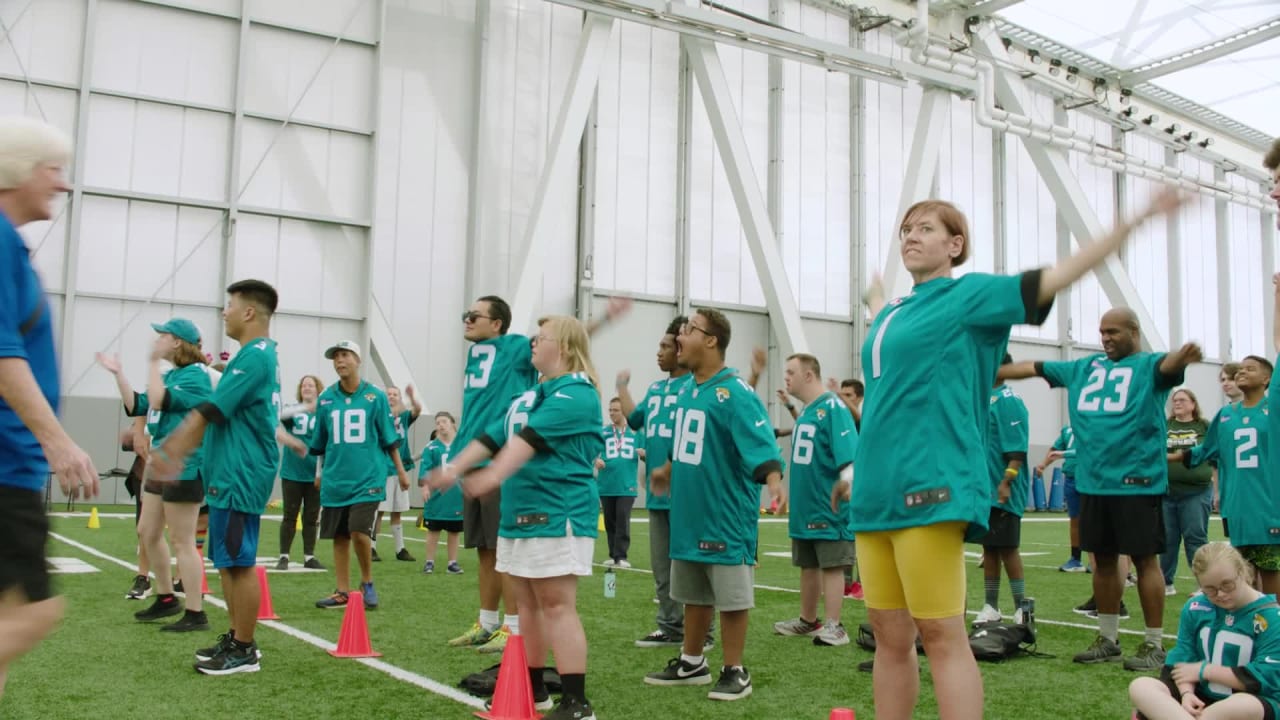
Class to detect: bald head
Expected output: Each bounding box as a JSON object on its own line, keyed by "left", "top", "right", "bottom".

{"left": 1101, "top": 307, "right": 1139, "bottom": 332}
{"left": 1099, "top": 307, "right": 1141, "bottom": 360}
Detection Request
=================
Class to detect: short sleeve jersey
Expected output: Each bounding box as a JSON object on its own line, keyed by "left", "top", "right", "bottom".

{"left": 597, "top": 424, "right": 640, "bottom": 497}
{"left": 484, "top": 373, "right": 603, "bottom": 539}
{"left": 456, "top": 334, "right": 536, "bottom": 454}
{"left": 419, "top": 440, "right": 462, "bottom": 521}
{"left": 1166, "top": 594, "right": 1280, "bottom": 716}
{"left": 1190, "top": 399, "right": 1273, "bottom": 544}
{"left": 0, "top": 212, "right": 59, "bottom": 492}
{"left": 384, "top": 410, "right": 416, "bottom": 474}
{"left": 787, "top": 392, "right": 858, "bottom": 542}
{"left": 310, "top": 380, "right": 399, "bottom": 508}
{"left": 986, "top": 385, "right": 1030, "bottom": 516}
{"left": 668, "top": 367, "right": 783, "bottom": 565}
{"left": 1038, "top": 352, "right": 1181, "bottom": 496}
{"left": 1051, "top": 425, "right": 1077, "bottom": 476}
{"left": 854, "top": 272, "right": 1049, "bottom": 537}
{"left": 626, "top": 375, "right": 690, "bottom": 510}
{"left": 279, "top": 411, "right": 319, "bottom": 481}
{"left": 199, "top": 338, "right": 282, "bottom": 514}
{"left": 130, "top": 364, "right": 212, "bottom": 481}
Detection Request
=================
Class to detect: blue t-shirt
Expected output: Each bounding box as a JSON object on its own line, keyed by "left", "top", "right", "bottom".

{"left": 0, "top": 212, "right": 59, "bottom": 492}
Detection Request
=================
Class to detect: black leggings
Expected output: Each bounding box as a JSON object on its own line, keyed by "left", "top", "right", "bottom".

{"left": 601, "top": 496, "right": 635, "bottom": 561}
{"left": 280, "top": 479, "right": 321, "bottom": 556}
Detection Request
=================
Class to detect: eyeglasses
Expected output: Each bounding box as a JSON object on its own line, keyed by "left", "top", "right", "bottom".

{"left": 1199, "top": 577, "right": 1239, "bottom": 597}
{"left": 681, "top": 323, "right": 711, "bottom": 337}
{"left": 462, "top": 312, "right": 495, "bottom": 323}
{"left": 532, "top": 335, "right": 554, "bottom": 345}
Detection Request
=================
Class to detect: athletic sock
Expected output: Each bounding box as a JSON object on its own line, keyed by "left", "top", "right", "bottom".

{"left": 506, "top": 614, "right": 520, "bottom": 636}
{"left": 1145, "top": 627, "right": 1163, "bottom": 647}
{"left": 392, "top": 524, "right": 405, "bottom": 552}
{"left": 681, "top": 653, "right": 704, "bottom": 666}
{"left": 1010, "top": 578, "right": 1026, "bottom": 607}
{"left": 279, "top": 554, "right": 288, "bottom": 560}
{"left": 1071, "top": 546, "right": 1081, "bottom": 562}
{"left": 1098, "top": 614, "right": 1120, "bottom": 643}
{"left": 560, "top": 673, "right": 586, "bottom": 703}
{"left": 479, "top": 609, "right": 500, "bottom": 632}
{"left": 304, "top": 555, "right": 314, "bottom": 562}
{"left": 984, "top": 576, "right": 1000, "bottom": 608}
{"left": 529, "top": 667, "right": 548, "bottom": 699}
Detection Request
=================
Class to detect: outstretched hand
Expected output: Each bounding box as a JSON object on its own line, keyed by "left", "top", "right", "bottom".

{"left": 95, "top": 352, "right": 122, "bottom": 375}
{"left": 1174, "top": 342, "right": 1204, "bottom": 365}
{"left": 1142, "top": 188, "right": 1187, "bottom": 221}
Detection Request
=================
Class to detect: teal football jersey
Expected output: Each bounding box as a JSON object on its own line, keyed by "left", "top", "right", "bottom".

{"left": 626, "top": 375, "right": 690, "bottom": 510}
{"left": 311, "top": 380, "right": 399, "bottom": 507}
{"left": 787, "top": 392, "right": 857, "bottom": 542}
{"left": 854, "top": 272, "right": 1049, "bottom": 537}
{"left": 1039, "top": 352, "right": 1181, "bottom": 496}
{"left": 198, "top": 338, "right": 282, "bottom": 514}
{"left": 384, "top": 410, "right": 416, "bottom": 474}
{"left": 1050, "top": 425, "right": 1077, "bottom": 476}
{"left": 279, "top": 411, "right": 319, "bottom": 481}
{"left": 1190, "top": 398, "right": 1274, "bottom": 545}
{"left": 597, "top": 424, "right": 640, "bottom": 497}
{"left": 484, "top": 373, "right": 603, "bottom": 539}
{"left": 1166, "top": 594, "right": 1280, "bottom": 716}
{"left": 456, "top": 334, "right": 536, "bottom": 456}
{"left": 419, "top": 439, "right": 463, "bottom": 521}
{"left": 986, "top": 385, "right": 1030, "bottom": 516}
{"left": 668, "top": 367, "right": 783, "bottom": 565}
{"left": 130, "top": 363, "right": 212, "bottom": 481}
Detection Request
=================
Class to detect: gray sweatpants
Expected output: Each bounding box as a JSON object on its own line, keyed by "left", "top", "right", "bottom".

{"left": 650, "top": 509, "right": 715, "bottom": 638}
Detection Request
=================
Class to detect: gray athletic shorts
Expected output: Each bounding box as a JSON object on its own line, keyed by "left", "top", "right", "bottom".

{"left": 670, "top": 559, "right": 754, "bottom": 612}
{"left": 791, "top": 538, "right": 856, "bottom": 569}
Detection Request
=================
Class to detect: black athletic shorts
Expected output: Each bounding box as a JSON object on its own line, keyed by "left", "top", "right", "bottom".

{"left": 978, "top": 508, "right": 1022, "bottom": 549}
{"left": 426, "top": 519, "right": 464, "bottom": 534}
{"left": 0, "top": 486, "right": 53, "bottom": 602}
{"left": 320, "top": 501, "right": 378, "bottom": 539}
{"left": 1079, "top": 493, "right": 1164, "bottom": 557}
{"left": 143, "top": 475, "right": 205, "bottom": 504}
{"left": 463, "top": 494, "right": 501, "bottom": 550}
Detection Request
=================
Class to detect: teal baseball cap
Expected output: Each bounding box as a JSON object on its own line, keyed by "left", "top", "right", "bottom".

{"left": 151, "top": 318, "right": 201, "bottom": 345}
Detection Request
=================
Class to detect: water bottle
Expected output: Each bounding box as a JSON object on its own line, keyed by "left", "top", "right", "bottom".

{"left": 604, "top": 569, "right": 616, "bottom": 599}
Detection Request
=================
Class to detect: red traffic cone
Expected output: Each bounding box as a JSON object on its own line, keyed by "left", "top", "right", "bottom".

{"left": 328, "top": 589, "right": 380, "bottom": 658}
{"left": 830, "top": 709, "right": 855, "bottom": 720}
{"left": 198, "top": 546, "right": 211, "bottom": 596}
{"left": 255, "top": 565, "right": 279, "bottom": 620}
{"left": 475, "top": 633, "right": 540, "bottom": 720}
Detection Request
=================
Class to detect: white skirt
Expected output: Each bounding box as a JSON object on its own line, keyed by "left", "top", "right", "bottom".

{"left": 378, "top": 475, "right": 411, "bottom": 512}
{"left": 496, "top": 522, "right": 594, "bottom": 579}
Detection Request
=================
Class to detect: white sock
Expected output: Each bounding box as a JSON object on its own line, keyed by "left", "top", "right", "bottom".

{"left": 506, "top": 614, "right": 520, "bottom": 636}
{"left": 304, "top": 555, "right": 314, "bottom": 561}
{"left": 479, "top": 609, "right": 501, "bottom": 632}
{"left": 1145, "top": 627, "right": 1163, "bottom": 646}
{"left": 681, "top": 653, "right": 705, "bottom": 666}
{"left": 279, "top": 554, "right": 288, "bottom": 559}
{"left": 392, "top": 524, "right": 405, "bottom": 552}
{"left": 1098, "top": 614, "right": 1120, "bottom": 643}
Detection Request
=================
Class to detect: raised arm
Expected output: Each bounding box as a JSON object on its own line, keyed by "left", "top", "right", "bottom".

{"left": 863, "top": 273, "right": 886, "bottom": 319}
{"left": 747, "top": 347, "right": 766, "bottom": 390}
{"left": 997, "top": 361, "right": 1039, "bottom": 382}
{"left": 95, "top": 352, "right": 137, "bottom": 412}
{"left": 616, "top": 369, "right": 637, "bottom": 419}
{"left": 405, "top": 383, "right": 424, "bottom": 421}
{"left": 1159, "top": 343, "right": 1204, "bottom": 378}
{"left": 1037, "top": 189, "right": 1185, "bottom": 305}
{"left": 586, "top": 296, "right": 634, "bottom": 336}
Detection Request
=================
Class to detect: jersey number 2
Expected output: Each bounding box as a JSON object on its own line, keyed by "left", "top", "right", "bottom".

{"left": 1234, "top": 427, "right": 1259, "bottom": 469}
{"left": 1077, "top": 367, "right": 1133, "bottom": 413}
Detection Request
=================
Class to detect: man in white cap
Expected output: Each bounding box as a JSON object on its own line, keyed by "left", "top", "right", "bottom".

{"left": 311, "top": 340, "right": 408, "bottom": 611}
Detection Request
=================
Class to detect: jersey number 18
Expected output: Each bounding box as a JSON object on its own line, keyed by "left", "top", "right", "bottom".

{"left": 328, "top": 409, "right": 367, "bottom": 444}
{"left": 673, "top": 408, "right": 706, "bottom": 465}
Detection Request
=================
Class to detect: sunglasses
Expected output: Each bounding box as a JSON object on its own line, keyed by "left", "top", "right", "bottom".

{"left": 462, "top": 312, "right": 495, "bottom": 324}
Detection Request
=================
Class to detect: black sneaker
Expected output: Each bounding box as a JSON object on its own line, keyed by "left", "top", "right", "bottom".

{"left": 135, "top": 594, "right": 182, "bottom": 622}
{"left": 194, "top": 642, "right": 260, "bottom": 675}
{"left": 126, "top": 574, "right": 151, "bottom": 600}
{"left": 303, "top": 557, "right": 325, "bottom": 570}
{"left": 645, "top": 656, "right": 712, "bottom": 686}
{"left": 635, "top": 630, "right": 683, "bottom": 648}
{"left": 275, "top": 556, "right": 289, "bottom": 571}
{"left": 1086, "top": 602, "right": 1131, "bottom": 619}
{"left": 162, "top": 610, "right": 210, "bottom": 633}
{"left": 857, "top": 659, "right": 874, "bottom": 673}
{"left": 543, "top": 695, "right": 596, "bottom": 720}
{"left": 703, "top": 635, "right": 716, "bottom": 651}
{"left": 395, "top": 548, "right": 415, "bottom": 562}
{"left": 1073, "top": 597, "right": 1097, "bottom": 615}
{"left": 173, "top": 580, "right": 185, "bottom": 596}
{"left": 485, "top": 695, "right": 554, "bottom": 712}
{"left": 371, "top": 548, "right": 381, "bottom": 562}
{"left": 446, "top": 561, "right": 463, "bottom": 575}
{"left": 708, "top": 666, "right": 752, "bottom": 701}
{"left": 195, "top": 632, "right": 234, "bottom": 662}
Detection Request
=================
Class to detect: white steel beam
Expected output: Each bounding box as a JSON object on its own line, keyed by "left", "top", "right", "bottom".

{"left": 1122, "top": 17, "right": 1280, "bottom": 86}
{"left": 681, "top": 33, "right": 809, "bottom": 357}
{"left": 974, "top": 24, "right": 1167, "bottom": 351}
{"left": 509, "top": 13, "right": 617, "bottom": 334}
{"left": 881, "top": 87, "right": 950, "bottom": 303}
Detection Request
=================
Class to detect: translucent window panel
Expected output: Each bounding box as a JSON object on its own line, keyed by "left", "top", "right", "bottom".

{"left": 232, "top": 214, "right": 368, "bottom": 317}
{"left": 1003, "top": 92, "right": 1058, "bottom": 342}
{"left": 0, "top": 79, "right": 79, "bottom": 142}
{"left": 1066, "top": 111, "right": 1115, "bottom": 344}
{"left": 1228, "top": 175, "right": 1266, "bottom": 360}
{"left": 1177, "top": 155, "right": 1220, "bottom": 358}
{"left": 249, "top": 0, "right": 379, "bottom": 46}
{"left": 591, "top": 23, "right": 680, "bottom": 298}
{"left": 780, "top": 2, "right": 851, "bottom": 316}
{"left": 237, "top": 119, "right": 372, "bottom": 221}
{"left": 0, "top": 0, "right": 85, "bottom": 85}
{"left": 938, "top": 95, "right": 995, "bottom": 276}
{"left": 82, "top": 96, "right": 232, "bottom": 203}
{"left": 22, "top": 202, "right": 70, "bottom": 293}
{"left": 1121, "top": 134, "right": 1170, "bottom": 347}
{"left": 244, "top": 25, "right": 376, "bottom": 132}
{"left": 271, "top": 314, "right": 364, "bottom": 391}
{"left": 92, "top": 0, "right": 237, "bottom": 109}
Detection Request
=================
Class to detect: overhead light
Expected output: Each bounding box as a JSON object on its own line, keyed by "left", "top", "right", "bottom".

{"left": 1065, "top": 73, "right": 1077, "bottom": 84}
{"left": 1119, "top": 106, "right": 1135, "bottom": 118}
{"left": 1164, "top": 123, "right": 1181, "bottom": 134}
{"left": 1198, "top": 138, "right": 1214, "bottom": 149}
{"left": 1049, "top": 66, "right": 1060, "bottom": 76}
{"left": 1181, "top": 131, "right": 1197, "bottom": 142}
{"left": 1028, "top": 49, "right": 1041, "bottom": 64}
{"left": 1142, "top": 114, "right": 1160, "bottom": 125}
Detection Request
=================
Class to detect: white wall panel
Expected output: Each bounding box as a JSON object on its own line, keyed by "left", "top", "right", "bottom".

{"left": 238, "top": 119, "right": 371, "bottom": 220}
{"left": 83, "top": 96, "right": 232, "bottom": 202}
{"left": 0, "top": 79, "right": 79, "bottom": 140}
{"left": 1122, "top": 134, "right": 1170, "bottom": 346}
{"left": 93, "top": 0, "right": 237, "bottom": 109}
{"left": 0, "top": 0, "right": 85, "bottom": 85}
{"left": 1228, "top": 174, "right": 1266, "bottom": 360}
{"left": 244, "top": 25, "right": 375, "bottom": 131}
{"left": 1066, "top": 111, "right": 1114, "bottom": 344}
{"left": 23, "top": 204, "right": 70, "bottom": 293}
{"left": 1177, "top": 155, "right": 1221, "bottom": 357}
{"left": 272, "top": 314, "right": 365, "bottom": 396}
{"left": 233, "top": 214, "right": 367, "bottom": 317}
{"left": 249, "top": 0, "right": 380, "bottom": 46}
{"left": 591, "top": 22, "right": 680, "bottom": 298}
{"left": 1004, "top": 90, "right": 1058, "bottom": 341}
{"left": 939, "top": 95, "right": 995, "bottom": 276}
{"left": 687, "top": 0, "right": 770, "bottom": 308}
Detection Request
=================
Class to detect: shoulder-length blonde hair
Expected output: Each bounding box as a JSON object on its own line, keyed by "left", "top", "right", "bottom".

{"left": 172, "top": 339, "right": 206, "bottom": 368}
{"left": 537, "top": 315, "right": 599, "bottom": 388}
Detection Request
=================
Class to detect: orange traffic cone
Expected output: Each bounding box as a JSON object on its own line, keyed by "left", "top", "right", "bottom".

{"left": 830, "top": 710, "right": 855, "bottom": 720}
{"left": 255, "top": 565, "right": 279, "bottom": 620}
{"left": 475, "top": 633, "right": 540, "bottom": 720}
{"left": 328, "top": 589, "right": 380, "bottom": 658}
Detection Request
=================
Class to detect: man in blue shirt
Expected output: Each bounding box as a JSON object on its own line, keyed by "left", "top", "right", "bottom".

{"left": 0, "top": 117, "right": 98, "bottom": 701}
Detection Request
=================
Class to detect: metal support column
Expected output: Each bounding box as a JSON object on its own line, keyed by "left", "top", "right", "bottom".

{"left": 974, "top": 24, "right": 1167, "bottom": 351}
{"left": 674, "top": 42, "right": 693, "bottom": 318}
{"left": 849, "top": 18, "right": 867, "bottom": 377}
{"left": 1263, "top": 210, "right": 1277, "bottom": 353}
{"left": 682, "top": 34, "right": 808, "bottom": 357}
{"left": 1165, "top": 147, "right": 1183, "bottom": 346}
{"left": 509, "top": 14, "right": 617, "bottom": 333}
{"left": 463, "top": 0, "right": 492, "bottom": 306}
{"left": 1214, "top": 168, "right": 1232, "bottom": 359}
{"left": 880, "top": 86, "right": 950, "bottom": 303}
{"left": 219, "top": 0, "right": 252, "bottom": 359}
{"left": 575, "top": 60, "right": 600, "bottom": 323}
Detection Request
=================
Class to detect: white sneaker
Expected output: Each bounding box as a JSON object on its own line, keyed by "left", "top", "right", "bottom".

{"left": 812, "top": 621, "right": 850, "bottom": 646}
{"left": 617, "top": 559, "right": 632, "bottom": 569}
{"left": 974, "top": 604, "right": 1002, "bottom": 624}
{"left": 1165, "top": 584, "right": 1177, "bottom": 596}
{"left": 602, "top": 559, "right": 615, "bottom": 568}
